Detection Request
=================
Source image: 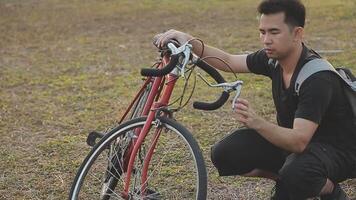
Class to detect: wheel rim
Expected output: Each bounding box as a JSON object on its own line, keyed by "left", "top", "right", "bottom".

{"left": 71, "top": 119, "right": 202, "bottom": 200}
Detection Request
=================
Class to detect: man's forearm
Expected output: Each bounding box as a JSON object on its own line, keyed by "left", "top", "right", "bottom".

{"left": 189, "top": 40, "right": 236, "bottom": 72}
{"left": 255, "top": 120, "right": 306, "bottom": 153}
{"left": 234, "top": 99, "right": 316, "bottom": 154}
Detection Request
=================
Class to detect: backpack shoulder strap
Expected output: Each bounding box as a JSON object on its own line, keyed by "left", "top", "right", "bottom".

{"left": 295, "top": 58, "right": 356, "bottom": 95}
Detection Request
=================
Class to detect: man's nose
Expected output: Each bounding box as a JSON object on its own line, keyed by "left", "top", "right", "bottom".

{"left": 262, "top": 34, "right": 272, "bottom": 44}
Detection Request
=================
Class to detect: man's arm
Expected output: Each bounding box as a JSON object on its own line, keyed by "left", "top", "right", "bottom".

{"left": 234, "top": 99, "right": 318, "bottom": 153}
{"left": 155, "top": 29, "right": 251, "bottom": 73}
{"left": 189, "top": 40, "right": 250, "bottom": 73}
{"left": 254, "top": 118, "right": 318, "bottom": 153}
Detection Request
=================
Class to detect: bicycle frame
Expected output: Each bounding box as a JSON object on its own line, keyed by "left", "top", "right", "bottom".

{"left": 120, "top": 54, "right": 180, "bottom": 198}
{"left": 118, "top": 77, "right": 152, "bottom": 124}
{"left": 71, "top": 42, "right": 242, "bottom": 199}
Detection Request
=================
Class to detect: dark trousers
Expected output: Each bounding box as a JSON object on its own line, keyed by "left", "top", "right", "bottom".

{"left": 210, "top": 128, "right": 354, "bottom": 199}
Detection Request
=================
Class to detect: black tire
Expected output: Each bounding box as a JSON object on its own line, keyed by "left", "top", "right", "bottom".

{"left": 69, "top": 116, "right": 207, "bottom": 200}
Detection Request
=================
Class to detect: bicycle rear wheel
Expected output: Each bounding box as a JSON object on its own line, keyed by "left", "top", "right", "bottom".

{"left": 69, "top": 116, "right": 207, "bottom": 200}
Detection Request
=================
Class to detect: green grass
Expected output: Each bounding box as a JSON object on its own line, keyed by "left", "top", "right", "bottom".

{"left": 0, "top": 0, "right": 355, "bottom": 199}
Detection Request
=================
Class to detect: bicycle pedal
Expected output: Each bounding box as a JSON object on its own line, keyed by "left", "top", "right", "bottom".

{"left": 86, "top": 131, "right": 105, "bottom": 147}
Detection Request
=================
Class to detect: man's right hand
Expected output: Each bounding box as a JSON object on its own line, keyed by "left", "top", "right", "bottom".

{"left": 153, "top": 29, "right": 194, "bottom": 49}
{"left": 153, "top": 29, "right": 250, "bottom": 74}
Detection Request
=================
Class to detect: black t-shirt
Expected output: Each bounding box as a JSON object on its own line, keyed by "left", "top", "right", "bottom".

{"left": 246, "top": 44, "right": 356, "bottom": 154}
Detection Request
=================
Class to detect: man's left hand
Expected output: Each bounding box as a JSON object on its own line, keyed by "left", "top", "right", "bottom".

{"left": 233, "top": 98, "right": 265, "bottom": 130}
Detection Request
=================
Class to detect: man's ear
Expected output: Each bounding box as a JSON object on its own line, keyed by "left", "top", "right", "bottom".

{"left": 293, "top": 27, "right": 304, "bottom": 42}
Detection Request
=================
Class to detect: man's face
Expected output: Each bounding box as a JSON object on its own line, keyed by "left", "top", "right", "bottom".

{"left": 259, "top": 12, "right": 298, "bottom": 60}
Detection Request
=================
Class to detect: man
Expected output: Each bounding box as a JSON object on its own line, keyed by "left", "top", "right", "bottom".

{"left": 155, "top": 0, "right": 355, "bottom": 199}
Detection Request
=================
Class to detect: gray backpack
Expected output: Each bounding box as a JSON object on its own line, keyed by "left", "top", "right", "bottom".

{"left": 295, "top": 59, "right": 356, "bottom": 125}
{"left": 295, "top": 59, "right": 356, "bottom": 178}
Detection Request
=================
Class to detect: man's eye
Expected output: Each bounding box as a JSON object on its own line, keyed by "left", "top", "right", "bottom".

{"left": 271, "top": 31, "right": 279, "bottom": 35}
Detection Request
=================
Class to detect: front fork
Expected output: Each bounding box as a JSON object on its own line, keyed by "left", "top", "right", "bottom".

{"left": 123, "top": 74, "right": 177, "bottom": 198}
{"left": 140, "top": 117, "right": 163, "bottom": 195}
{"left": 121, "top": 103, "right": 162, "bottom": 199}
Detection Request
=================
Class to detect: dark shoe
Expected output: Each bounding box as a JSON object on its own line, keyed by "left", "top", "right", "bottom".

{"left": 145, "top": 188, "right": 161, "bottom": 200}
{"left": 271, "top": 180, "right": 290, "bottom": 200}
{"left": 320, "top": 184, "right": 349, "bottom": 200}
{"left": 134, "top": 188, "right": 161, "bottom": 200}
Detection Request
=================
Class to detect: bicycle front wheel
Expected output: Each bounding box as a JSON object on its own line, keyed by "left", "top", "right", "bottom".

{"left": 69, "top": 116, "right": 207, "bottom": 200}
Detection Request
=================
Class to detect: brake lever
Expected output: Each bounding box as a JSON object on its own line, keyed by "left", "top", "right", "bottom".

{"left": 167, "top": 42, "right": 192, "bottom": 77}
{"left": 197, "top": 73, "right": 243, "bottom": 109}
{"left": 231, "top": 84, "right": 243, "bottom": 110}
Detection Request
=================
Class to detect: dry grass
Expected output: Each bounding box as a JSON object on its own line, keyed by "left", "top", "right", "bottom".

{"left": 0, "top": 0, "right": 355, "bottom": 199}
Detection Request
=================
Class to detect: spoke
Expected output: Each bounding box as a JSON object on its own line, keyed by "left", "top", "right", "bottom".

{"left": 88, "top": 171, "right": 122, "bottom": 199}
{"left": 138, "top": 134, "right": 179, "bottom": 197}
{"left": 112, "top": 146, "right": 127, "bottom": 187}
{"left": 105, "top": 151, "right": 126, "bottom": 187}
{"left": 131, "top": 145, "right": 147, "bottom": 195}
{"left": 140, "top": 153, "right": 164, "bottom": 189}
{"left": 101, "top": 189, "right": 122, "bottom": 200}
{"left": 75, "top": 120, "right": 200, "bottom": 200}
{"left": 103, "top": 169, "right": 122, "bottom": 191}
{"left": 144, "top": 192, "right": 162, "bottom": 199}
{"left": 140, "top": 133, "right": 196, "bottom": 199}
{"left": 104, "top": 166, "right": 120, "bottom": 181}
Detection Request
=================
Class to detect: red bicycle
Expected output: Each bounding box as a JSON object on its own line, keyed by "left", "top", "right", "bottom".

{"left": 69, "top": 40, "right": 243, "bottom": 200}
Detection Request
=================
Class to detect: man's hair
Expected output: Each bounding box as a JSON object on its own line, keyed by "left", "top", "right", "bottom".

{"left": 258, "top": 0, "right": 306, "bottom": 28}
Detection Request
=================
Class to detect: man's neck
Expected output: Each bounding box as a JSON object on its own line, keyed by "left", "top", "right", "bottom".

{"left": 278, "top": 43, "right": 303, "bottom": 75}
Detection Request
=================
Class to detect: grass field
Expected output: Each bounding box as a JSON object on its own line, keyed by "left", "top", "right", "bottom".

{"left": 1, "top": 0, "right": 355, "bottom": 199}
